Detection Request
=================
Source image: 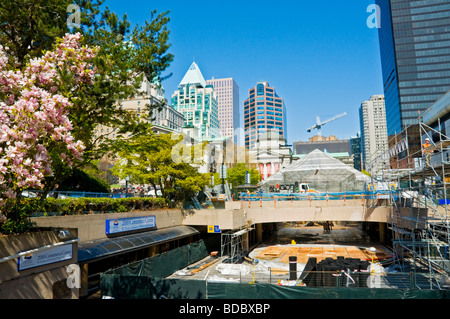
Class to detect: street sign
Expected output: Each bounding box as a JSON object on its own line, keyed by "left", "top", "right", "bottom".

{"left": 245, "top": 171, "right": 250, "bottom": 184}
{"left": 208, "top": 225, "right": 221, "bottom": 233}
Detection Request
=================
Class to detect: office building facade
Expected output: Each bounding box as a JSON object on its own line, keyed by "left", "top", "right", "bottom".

{"left": 376, "top": 0, "right": 450, "bottom": 135}
{"left": 350, "top": 134, "right": 362, "bottom": 171}
{"left": 171, "top": 62, "right": 221, "bottom": 139}
{"left": 206, "top": 77, "right": 240, "bottom": 143}
{"left": 94, "top": 76, "right": 185, "bottom": 141}
{"left": 359, "top": 95, "right": 389, "bottom": 170}
{"left": 293, "top": 135, "right": 352, "bottom": 155}
{"left": 244, "top": 81, "right": 287, "bottom": 149}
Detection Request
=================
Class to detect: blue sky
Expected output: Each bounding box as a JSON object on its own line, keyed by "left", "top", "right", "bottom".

{"left": 104, "top": 0, "right": 383, "bottom": 144}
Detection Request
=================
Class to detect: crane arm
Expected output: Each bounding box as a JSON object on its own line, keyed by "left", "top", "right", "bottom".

{"left": 307, "top": 124, "right": 318, "bottom": 132}
{"left": 306, "top": 112, "right": 347, "bottom": 133}
{"left": 320, "top": 112, "right": 347, "bottom": 126}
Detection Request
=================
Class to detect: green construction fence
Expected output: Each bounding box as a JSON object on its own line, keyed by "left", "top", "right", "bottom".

{"left": 100, "top": 240, "right": 450, "bottom": 299}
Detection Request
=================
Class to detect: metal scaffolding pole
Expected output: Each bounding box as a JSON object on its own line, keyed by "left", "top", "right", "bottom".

{"left": 366, "top": 115, "right": 450, "bottom": 289}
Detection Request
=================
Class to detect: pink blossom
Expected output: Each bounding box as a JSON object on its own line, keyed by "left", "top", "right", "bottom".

{"left": 0, "top": 33, "right": 95, "bottom": 200}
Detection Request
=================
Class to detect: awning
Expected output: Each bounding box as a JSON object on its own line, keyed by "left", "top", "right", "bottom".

{"left": 78, "top": 226, "right": 199, "bottom": 263}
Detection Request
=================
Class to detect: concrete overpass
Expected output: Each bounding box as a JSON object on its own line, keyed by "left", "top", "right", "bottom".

{"left": 181, "top": 199, "right": 428, "bottom": 231}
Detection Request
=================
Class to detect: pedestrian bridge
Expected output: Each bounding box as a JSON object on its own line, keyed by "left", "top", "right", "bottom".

{"left": 182, "top": 192, "right": 428, "bottom": 231}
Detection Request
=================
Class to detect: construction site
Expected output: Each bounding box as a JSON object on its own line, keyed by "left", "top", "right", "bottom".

{"left": 363, "top": 113, "right": 450, "bottom": 290}
{"left": 166, "top": 223, "right": 393, "bottom": 287}
{"left": 99, "top": 114, "right": 450, "bottom": 299}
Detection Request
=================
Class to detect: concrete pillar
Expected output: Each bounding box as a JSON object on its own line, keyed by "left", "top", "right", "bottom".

{"left": 243, "top": 232, "right": 249, "bottom": 252}
{"left": 256, "top": 223, "right": 263, "bottom": 243}
{"left": 80, "top": 263, "right": 89, "bottom": 298}
{"left": 379, "top": 222, "right": 386, "bottom": 244}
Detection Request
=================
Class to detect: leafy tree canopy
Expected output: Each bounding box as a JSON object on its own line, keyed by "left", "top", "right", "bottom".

{"left": 112, "top": 129, "right": 210, "bottom": 202}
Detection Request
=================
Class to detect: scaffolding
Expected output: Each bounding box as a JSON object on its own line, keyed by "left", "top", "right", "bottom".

{"left": 220, "top": 223, "right": 255, "bottom": 263}
{"left": 366, "top": 115, "right": 450, "bottom": 289}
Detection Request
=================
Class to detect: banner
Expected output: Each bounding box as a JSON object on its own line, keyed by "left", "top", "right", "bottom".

{"left": 17, "top": 244, "right": 73, "bottom": 271}
{"left": 106, "top": 216, "right": 156, "bottom": 235}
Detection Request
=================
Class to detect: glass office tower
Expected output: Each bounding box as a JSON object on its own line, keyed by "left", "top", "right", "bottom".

{"left": 244, "top": 82, "right": 287, "bottom": 149}
{"left": 376, "top": 0, "right": 450, "bottom": 135}
{"left": 171, "top": 62, "right": 221, "bottom": 139}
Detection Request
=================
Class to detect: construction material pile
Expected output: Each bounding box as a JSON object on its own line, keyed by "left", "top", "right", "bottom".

{"left": 254, "top": 245, "right": 390, "bottom": 263}
{"left": 301, "top": 256, "right": 371, "bottom": 288}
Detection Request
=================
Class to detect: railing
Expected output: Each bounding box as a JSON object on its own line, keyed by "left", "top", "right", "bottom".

{"left": 237, "top": 191, "right": 396, "bottom": 208}
{"left": 238, "top": 191, "right": 395, "bottom": 201}
{"left": 22, "top": 190, "right": 143, "bottom": 199}
{"left": 208, "top": 268, "right": 443, "bottom": 290}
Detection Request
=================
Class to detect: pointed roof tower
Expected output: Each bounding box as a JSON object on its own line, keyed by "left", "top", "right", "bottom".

{"left": 179, "top": 62, "right": 207, "bottom": 88}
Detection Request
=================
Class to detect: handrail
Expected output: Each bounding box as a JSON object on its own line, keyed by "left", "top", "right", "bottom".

{"left": 21, "top": 190, "right": 144, "bottom": 199}
{"left": 237, "top": 191, "right": 396, "bottom": 202}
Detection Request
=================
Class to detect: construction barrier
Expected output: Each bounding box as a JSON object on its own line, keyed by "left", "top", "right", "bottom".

{"left": 100, "top": 240, "right": 210, "bottom": 299}
{"left": 206, "top": 282, "right": 450, "bottom": 299}
{"left": 100, "top": 240, "right": 450, "bottom": 299}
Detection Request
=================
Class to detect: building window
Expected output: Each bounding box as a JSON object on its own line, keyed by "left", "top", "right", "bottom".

{"left": 257, "top": 83, "right": 265, "bottom": 96}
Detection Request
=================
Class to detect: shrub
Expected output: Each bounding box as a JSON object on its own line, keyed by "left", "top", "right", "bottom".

{"left": 0, "top": 196, "right": 170, "bottom": 234}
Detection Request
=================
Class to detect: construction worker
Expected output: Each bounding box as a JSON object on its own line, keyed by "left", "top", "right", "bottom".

{"left": 422, "top": 138, "right": 433, "bottom": 166}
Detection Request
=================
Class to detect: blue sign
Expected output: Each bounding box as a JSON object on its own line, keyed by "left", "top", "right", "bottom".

{"left": 105, "top": 215, "right": 156, "bottom": 235}
{"left": 17, "top": 244, "right": 73, "bottom": 271}
{"left": 208, "top": 225, "right": 221, "bottom": 233}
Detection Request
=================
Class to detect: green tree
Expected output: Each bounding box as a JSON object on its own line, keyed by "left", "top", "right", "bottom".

{"left": 212, "top": 163, "right": 261, "bottom": 188}
{"left": 0, "top": 0, "right": 70, "bottom": 66}
{"left": 111, "top": 130, "right": 210, "bottom": 202}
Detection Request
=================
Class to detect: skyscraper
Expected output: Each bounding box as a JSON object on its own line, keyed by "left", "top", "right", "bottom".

{"left": 171, "top": 62, "right": 221, "bottom": 139}
{"left": 206, "top": 77, "right": 240, "bottom": 143}
{"left": 359, "top": 95, "right": 388, "bottom": 171}
{"left": 376, "top": 0, "right": 450, "bottom": 135}
{"left": 244, "top": 82, "right": 287, "bottom": 149}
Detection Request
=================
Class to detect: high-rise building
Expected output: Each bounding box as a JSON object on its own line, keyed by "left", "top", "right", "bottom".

{"left": 244, "top": 81, "right": 287, "bottom": 149}
{"left": 376, "top": 0, "right": 450, "bottom": 135}
{"left": 206, "top": 77, "right": 240, "bottom": 143}
{"left": 171, "top": 62, "right": 221, "bottom": 139}
{"left": 350, "top": 133, "right": 362, "bottom": 171}
{"left": 359, "top": 95, "right": 388, "bottom": 171}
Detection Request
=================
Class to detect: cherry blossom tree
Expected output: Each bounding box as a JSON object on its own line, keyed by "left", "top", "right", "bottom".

{"left": 0, "top": 33, "right": 95, "bottom": 208}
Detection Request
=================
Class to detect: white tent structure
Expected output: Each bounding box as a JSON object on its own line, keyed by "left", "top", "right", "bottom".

{"left": 260, "top": 149, "right": 370, "bottom": 193}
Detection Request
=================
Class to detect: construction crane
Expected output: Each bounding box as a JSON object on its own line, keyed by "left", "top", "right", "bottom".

{"left": 307, "top": 112, "right": 347, "bottom": 137}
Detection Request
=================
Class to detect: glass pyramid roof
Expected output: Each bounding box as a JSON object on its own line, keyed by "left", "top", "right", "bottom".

{"left": 260, "top": 149, "right": 370, "bottom": 192}
{"left": 179, "top": 62, "right": 207, "bottom": 88}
